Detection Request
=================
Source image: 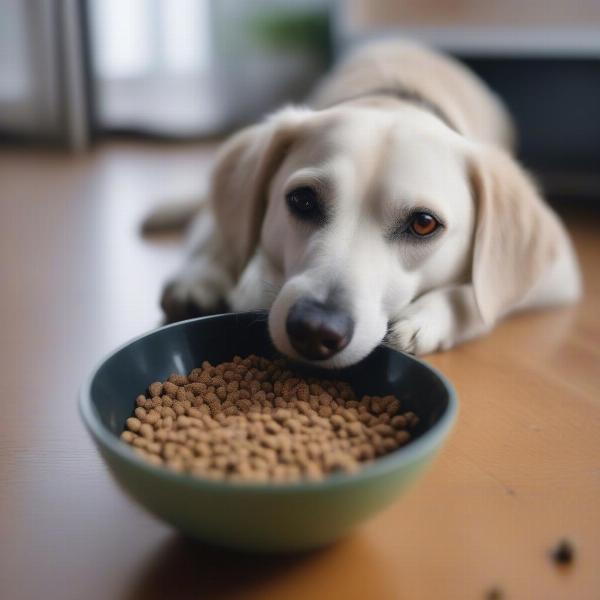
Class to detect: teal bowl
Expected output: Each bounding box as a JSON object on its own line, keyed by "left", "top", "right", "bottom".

{"left": 80, "top": 312, "right": 457, "bottom": 552}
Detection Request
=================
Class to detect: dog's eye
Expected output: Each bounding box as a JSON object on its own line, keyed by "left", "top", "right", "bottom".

{"left": 286, "top": 187, "right": 324, "bottom": 222}
{"left": 408, "top": 212, "right": 440, "bottom": 237}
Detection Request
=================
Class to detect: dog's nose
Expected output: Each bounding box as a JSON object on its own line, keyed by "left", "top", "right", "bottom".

{"left": 286, "top": 298, "right": 354, "bottom": 360}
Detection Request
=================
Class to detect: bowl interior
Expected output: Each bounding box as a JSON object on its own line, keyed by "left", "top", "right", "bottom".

{"left": 87, "top": 312, "right": 452, "bottom": 448}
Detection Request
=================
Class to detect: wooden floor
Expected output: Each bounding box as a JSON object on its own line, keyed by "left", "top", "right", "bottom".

{"left": 1, "top": 141, "right": 599, "bottom": 600}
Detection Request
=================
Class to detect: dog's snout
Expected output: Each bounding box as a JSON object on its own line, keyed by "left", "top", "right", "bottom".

{"left": 286, "top": 298, "right": 354, "bottom": 360}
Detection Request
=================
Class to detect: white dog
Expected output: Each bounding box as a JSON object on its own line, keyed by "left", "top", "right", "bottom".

{"left": 148, "top": 40, "right": 581, "bottom": 367}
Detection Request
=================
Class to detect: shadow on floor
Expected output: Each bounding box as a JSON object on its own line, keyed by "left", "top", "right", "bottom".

{"left": 124, "top": 534, "right": 331, "bottom": 600}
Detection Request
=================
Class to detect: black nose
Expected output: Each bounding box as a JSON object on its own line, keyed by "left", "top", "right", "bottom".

{"left": 286, "top": 298, "right": 354, "bottom": 360}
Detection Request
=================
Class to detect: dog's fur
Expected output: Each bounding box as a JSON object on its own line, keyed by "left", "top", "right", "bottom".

{"left": 154, "top": 40, "right": 581, "bottom": 367}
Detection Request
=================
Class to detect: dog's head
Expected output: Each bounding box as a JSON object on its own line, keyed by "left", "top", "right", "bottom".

{"left": 212, "top": 102, "right": 560, "bottom": 367}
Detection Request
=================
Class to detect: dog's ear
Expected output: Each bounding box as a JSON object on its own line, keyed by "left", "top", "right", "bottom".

{"left": 210, "top": 107, "right": 310, "bottom": 277}
{"left": 468, "top": 146, "right": 563, "bottom": 325}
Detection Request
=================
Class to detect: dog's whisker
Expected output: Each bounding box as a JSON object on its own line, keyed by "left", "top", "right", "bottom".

{"left": 247, "top": 311, "right": 270, "bottom": 328}
{"left": 261, "top": 279, "right": 281, "bottom": 293}
{"left": 260, "top": 279, "right": 281, "bottom": 301}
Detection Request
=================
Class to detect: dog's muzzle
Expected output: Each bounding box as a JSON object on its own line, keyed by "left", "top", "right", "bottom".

{"left": 285, "top": 298, "right": 354, "bottom": 360}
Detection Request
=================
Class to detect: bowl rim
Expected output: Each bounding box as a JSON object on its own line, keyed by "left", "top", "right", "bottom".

{"left": 79, "top": 313, "right": 458, "bottom": 494}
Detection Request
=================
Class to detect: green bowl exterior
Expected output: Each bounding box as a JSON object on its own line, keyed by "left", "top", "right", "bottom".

{"left": 80, "top": 312, "right": 457, "bottom": 552}
{"left": 95, "top": 434, "right": 437, "bottom": 552}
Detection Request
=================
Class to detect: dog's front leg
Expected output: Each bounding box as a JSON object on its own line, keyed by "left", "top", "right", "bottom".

{"left": 386, "top": 285, "right": 489, "bottom": 355}
{"left": 160, "top": 210, "right": 235, "bottom": 322}
{"left": 227, "top": 249, "right": 282, "bottom": 312}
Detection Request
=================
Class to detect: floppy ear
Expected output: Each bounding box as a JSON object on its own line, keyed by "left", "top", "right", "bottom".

{"left": 210, "top": 107, "right": 310, "bottom": 277}
{"left": 468, "top": 146, "right": 563, "bottom": 325}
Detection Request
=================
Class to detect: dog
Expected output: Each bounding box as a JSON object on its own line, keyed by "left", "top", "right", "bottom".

{"left": 147, "top": 40, "right": 581, "bottom": 367}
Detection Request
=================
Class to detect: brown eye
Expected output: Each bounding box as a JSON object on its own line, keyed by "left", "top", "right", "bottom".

{"left": 409, "top": 212, "right": 440, "bottom": 237}
{"left": 286, "top": 186, "right": 325, "bottom": 223}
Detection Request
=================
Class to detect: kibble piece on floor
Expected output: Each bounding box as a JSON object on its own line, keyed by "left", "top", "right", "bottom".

{"left": 121, "top": 355, "right": 419, "bottom": 483}
{"left": 551, "top": 539, "right": 575, "bottom": 566}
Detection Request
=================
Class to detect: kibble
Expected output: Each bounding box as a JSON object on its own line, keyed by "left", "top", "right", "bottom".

{"left": 120, "top": 355, "right": 419, "bottom": 483}
{"left": 551, "top": 539, "right": 575, "bottom": 566}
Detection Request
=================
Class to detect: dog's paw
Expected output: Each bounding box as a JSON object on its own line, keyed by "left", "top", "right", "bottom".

{"left": 160, "top": 266, "right": 232, "bottom": 323}
{"left": 386, "top": 305, "right": 453, "bottom": 355}
{"left": 386, "top": 318, "right": 424, "bottom": 354}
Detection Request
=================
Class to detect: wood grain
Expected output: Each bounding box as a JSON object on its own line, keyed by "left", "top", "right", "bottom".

{"left": 0, "top": 141, "right": 598, "bottom": 600}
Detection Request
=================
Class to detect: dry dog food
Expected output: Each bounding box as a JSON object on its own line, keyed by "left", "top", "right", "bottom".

{"left": 121, "top": 354, "right": 419, "bottom": 483}
{"left": 551, "top": 539, "right": 575, "bottom": 566}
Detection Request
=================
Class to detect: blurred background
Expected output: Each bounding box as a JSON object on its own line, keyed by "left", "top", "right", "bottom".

{"left": 2, "top": 5, "right": 600, "bottom": 599}
{"left": 1, "top": 0, "right": 599, "bottom": 199}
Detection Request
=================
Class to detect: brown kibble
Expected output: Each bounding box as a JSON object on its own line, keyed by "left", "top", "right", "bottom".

{"left": 140, "top": 423, "right": 154, "bottom": 440}
{"left": 318, "top": 405, "right": 333, "bottom": 418}
{"left": 355, "top": 444, "right": 375, "bottom": 461}
{"left": 148, "top": 382, "right": 163, "bottom": 397}
{"left": 318, "top": 393, "right": 333, "bottom": 406}
{"left": 121, "top": 430, "right": 135, "bottom": 443}
{"left": 285, "top": 418, "right": 302, "bottom": 433}
{"left": 187, "top": 407, "right": 203, "bottom": 419}
{"left": 339, "top": 408, "right": 357, "bottom": 422}
{"left": 306, "top": 442, "right": 321, "bottom": 459}
{"left": 373, "top": 423, "right": 395, "bottom": 436}
{"left": 385, "top": 399, "right": 401, "bottom": 415}
{"left": 404, "top": 411, "right": 420, "bottom": 428}
{"left": 330, "top": 415, "right": 345, "bottom": 429}
{"left": 485, "top": 586, "right": 504, "bottom": 600}
{"left": 273, "top": 396, "right": 286, "bottom": 408}
{"left": 381, "top": 437, "right": 398, "bottom": 452}
{"left": 370, "top": 398, "right": 383, "bottom": 414}
{"left": 155, "top": 429, "right": 168, "bottom": 442}
{"left": 163, "top": 381, "right": 179, "bottom": 398}
{"left": 189, "top": 368, "right": 202, "bottom": 382}
{"left": 346, "top": 421, "right": 363, "bottom": 436}
{"left": 296, "top": 401, "right": 312, "bottom": 416}
{"left": 160, "top": 405, "right": 175, "bottom": 419}
{"left": 146, "top": 453, "right": 162, "bottom": 467}
{"left": 194, "top": 442, "right": 211, "bottom": 456}
{"left": 132, "top": 436, "right": 148, "bottom": 449}
{"left": 186, "top": 382, "right": 204, "bottom": 395}
{"left": 265, "top": 420, "right": 281, "bottom": 434}
{"left": 146, "top": 441, "right": 161, "bottom": 454}
{"left": 551, "top": 539, "right": 575, "bottom": 566}
{"left": 211, "top": 375, "right": 226, "bottom": 388}
{"left": 325, "top": 452, "right": 359, "bottom": 474}
{"left": 390, "top": 414, "right": 407, "bottom": 429}
{"left": 304, "top": 462, "right": 324, "bottom": 481}
{"left": 122, "top": 355, "right": 413, "bottom": 483}
{"left": 145, "top": 410, "right": 161, "bottom": 425}
{"left": 169, "top": 374, "right": 188, "bottom": 386}
{"left": 273, "top": 408, "right": 291, "bottom": 422}
{"left": 227, "top": 380, "right": 240, "bottom": 393}
{"left": 126, "top": 417, "right": 142, "bottom": 432}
